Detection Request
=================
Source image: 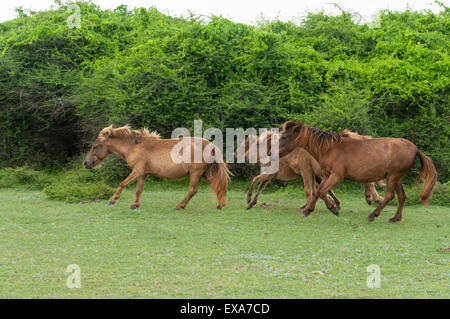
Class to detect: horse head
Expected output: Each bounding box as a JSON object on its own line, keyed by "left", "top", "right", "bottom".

{"left": 83, "top": 125, "right": 113, "bottom": 169}
{"left": 275, "top": 120, "right": 304, "bottom": 158}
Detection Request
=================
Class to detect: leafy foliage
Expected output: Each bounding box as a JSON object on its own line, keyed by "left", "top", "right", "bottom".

{"left": 0, "top": 2, "right": 448, "bottom": 180}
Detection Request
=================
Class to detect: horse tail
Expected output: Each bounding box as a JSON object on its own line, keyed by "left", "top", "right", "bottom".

{"left": 206, "top": 161, "right": 232, "bottom": 209}
{"left": 416, "top": 151, "right": 437, "bottom": 205}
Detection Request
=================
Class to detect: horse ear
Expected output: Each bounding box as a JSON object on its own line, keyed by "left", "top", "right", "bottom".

{"left": 283, "top": 121, "right": 294, "bottom": 131}
{"left": 100, "top": 125, "right": 113, "bottom": 138}
{"left": 283, "top": 120, "right": 301, "bottom": 132}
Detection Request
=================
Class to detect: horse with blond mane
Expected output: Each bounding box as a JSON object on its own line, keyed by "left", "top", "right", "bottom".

{"left": 83, "top": 125, "right": 231, "bottom": 210}
{"left": 277, "top": 121, "right": 437, "bottom": 222}
{"left": 235, "top": 130, "right": 384, "bottom": 210}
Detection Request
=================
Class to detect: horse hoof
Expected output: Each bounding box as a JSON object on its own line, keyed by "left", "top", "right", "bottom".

{"left": 173, "top": 207, "right": 182, "bottom": 210}
{"left": 367, "top": 200, "right": 372, "bottom": 206}
{"left": 246, "top": 205, "right": 253, "bottom": 210}
{"left": 389, "top": 218, "right": 401, "bottom": 223}
{"left": 216, "top": 205, "right": 223, "bottom": 210}
{"left": 301, "top": 213, "right": 309, "bottom": 218}
{"left": 246, "top": 199, "right": 251, "bottom": 203}
{"left": 334, "top": 209, "right": 339, "bottom": 216}
{"left": 108, "top": 201, "right": 115, "bottom": 206}
{"left": 366, "top": 216, "right": 374, "bottom": 222}
{"left": 129, "top": 206, "right": 138, "bottom": 210}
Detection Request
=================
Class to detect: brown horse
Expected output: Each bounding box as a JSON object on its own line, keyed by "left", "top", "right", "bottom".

{"left": 83, "top": 125, "right": 231, "bottom": 210}
{"left": 277, "top": 121, "right": 437, "bottom": 222}
{"left": 235, "top": 131, "right": 383, "bottom": 210}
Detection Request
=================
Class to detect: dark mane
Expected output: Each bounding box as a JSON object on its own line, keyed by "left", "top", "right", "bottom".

{"left": 283, "top": 120, "right": 341, "bottom": 154}
{"left": 303, "top": 126, "right": 341, "bottom": 154}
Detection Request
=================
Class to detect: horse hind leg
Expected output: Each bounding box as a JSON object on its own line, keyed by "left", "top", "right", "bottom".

{"left": 365, "top": 183, "right": 384, "bottom": 205}
{"left": 301, "top": 171, "right": 316, "bottom": 210}
{"left": 364, "top": 183, "right": 374, "bottom": 205}
{"left": 246, "top": 176, "right": 259, "bottom": 203}
{"left": 366, "top": 176, "right": 398, "bottom": 222}
{"left": 246, "top": 174, "right": 273, "bottom": 208}
{"left": 247, "top": 179, "right": 270, "bottom": 210}
{"left": 174, "top": 171, "right": 202, "bottom": 210}
{"left": 389, "top": 181, "right": 406, "bottom": 223}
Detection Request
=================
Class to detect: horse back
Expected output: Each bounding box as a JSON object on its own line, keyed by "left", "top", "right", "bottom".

{"left": 132, "top": 137, "right": 216, "bottom": 179}
{"left": 324, "top": 137, "right": 418, "bottom": 182}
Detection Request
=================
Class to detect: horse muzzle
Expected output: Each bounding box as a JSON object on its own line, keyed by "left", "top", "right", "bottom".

{"left": 83, "top": 158, "right": 95, "bottom": 169}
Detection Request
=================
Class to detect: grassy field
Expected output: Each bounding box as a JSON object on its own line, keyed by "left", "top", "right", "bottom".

{"left": 0, "top": 182, "right": 448, "bottom": 298}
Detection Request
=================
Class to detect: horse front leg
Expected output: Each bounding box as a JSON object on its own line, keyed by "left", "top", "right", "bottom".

{"left": 301, "top": 176, "right": 324, "bottom": 217}
{"left": 108, "top": 169, "right": 142, "bottom": 205}
{"left": 302, "top": 174, "right": 341, "bottom": 217}
{"left": 317, "top": 174, "right": 341, "bottom": 216}
{"left": 129, "top": 175, "right": 147, "bottom": 210}
{"left": 327, "top": 189, "right": 340, "bottom": 210}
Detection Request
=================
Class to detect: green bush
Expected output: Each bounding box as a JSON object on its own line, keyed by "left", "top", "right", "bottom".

{"left": 402, "top": 181, "right": 449, "bottom": 206}
{"left": 0, "top": 166, "right": 115, "bottom": 203}
{"left": 0, "top": 167, "right": 55, "bottom": 189}
{"left": 44, "top": 182, "right": 114, "bottom": 203}
{"left": 94, "top": 156, "right": 131, "bottom": 185}
{"left": 41, "top": 167, "right": 116, "bottom": 202}
{"left": 0, "top": 169, "right": 19, "bottom": 188}
{"left": 0, "top": 2, "right": 448, "bottom": 181}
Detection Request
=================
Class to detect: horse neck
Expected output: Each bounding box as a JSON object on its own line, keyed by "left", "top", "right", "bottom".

{"left": 296, "top": 136, "right": 322, "bottom": 162}
{"left": 106, "top": 137, "right": 137, "bottom": 162}
{"left": 256, "top": 133, "right": 275, "bottom": 163}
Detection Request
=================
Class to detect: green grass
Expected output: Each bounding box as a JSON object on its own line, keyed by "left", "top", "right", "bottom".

{"left": 0, "top": 182, "right": 448, "bottom": 298}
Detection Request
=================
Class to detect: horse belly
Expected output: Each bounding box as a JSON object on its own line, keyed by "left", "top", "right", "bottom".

{"left": 275, "top": 164, "right": 298, "bottom": 180}
{"left": 146, "top": 159, "right": 190, "bottom": 180}
{"left": 345, "top": 164, "right": 386, "bottom": 183}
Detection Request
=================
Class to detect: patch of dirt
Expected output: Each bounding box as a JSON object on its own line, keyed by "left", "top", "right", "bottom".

{"left": 259, "top": 202, "right": 273, "bottom": 209}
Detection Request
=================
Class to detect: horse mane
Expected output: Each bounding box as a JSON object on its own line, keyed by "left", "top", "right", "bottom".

{"left": 235, "top": 130, "right": 280, "bottom": 162}
{"left": 338, "top": 129, "right": 371, "bottom": 139}
{"left": 98, "top": 125, "right": 160, "bottom": 142}
{"left": 258, "top": 130, "right": 280, "bottom": 144}
{"left": 283, "top": 120, "right": 341, "bottom": 154}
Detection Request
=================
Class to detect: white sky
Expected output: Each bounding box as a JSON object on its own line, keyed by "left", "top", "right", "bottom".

{"left": 0, "top": 0, "right": 446, "bottom": 24}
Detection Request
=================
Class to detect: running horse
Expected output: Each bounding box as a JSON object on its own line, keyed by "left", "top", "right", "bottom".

{"left": 83, "top": 125, "right": 231, "bottom": 210}
{"left": 235, "top": 131, "right": 384, "bottom": 210}
{"left": 276, "top": 121, "right": 437, "bottom": 222}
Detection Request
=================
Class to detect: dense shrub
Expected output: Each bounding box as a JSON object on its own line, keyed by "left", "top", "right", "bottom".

{"left": 0, "top": 2, "right": 448, "bottom": 181}
{"left": 43, "top": 181, "right": 114, "bottom": 202}
{"left": 0, "top": 167, "right": 115, "bottom": 202}
{"left": 0, "top": 167, "right": 55, "bottom": 189}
